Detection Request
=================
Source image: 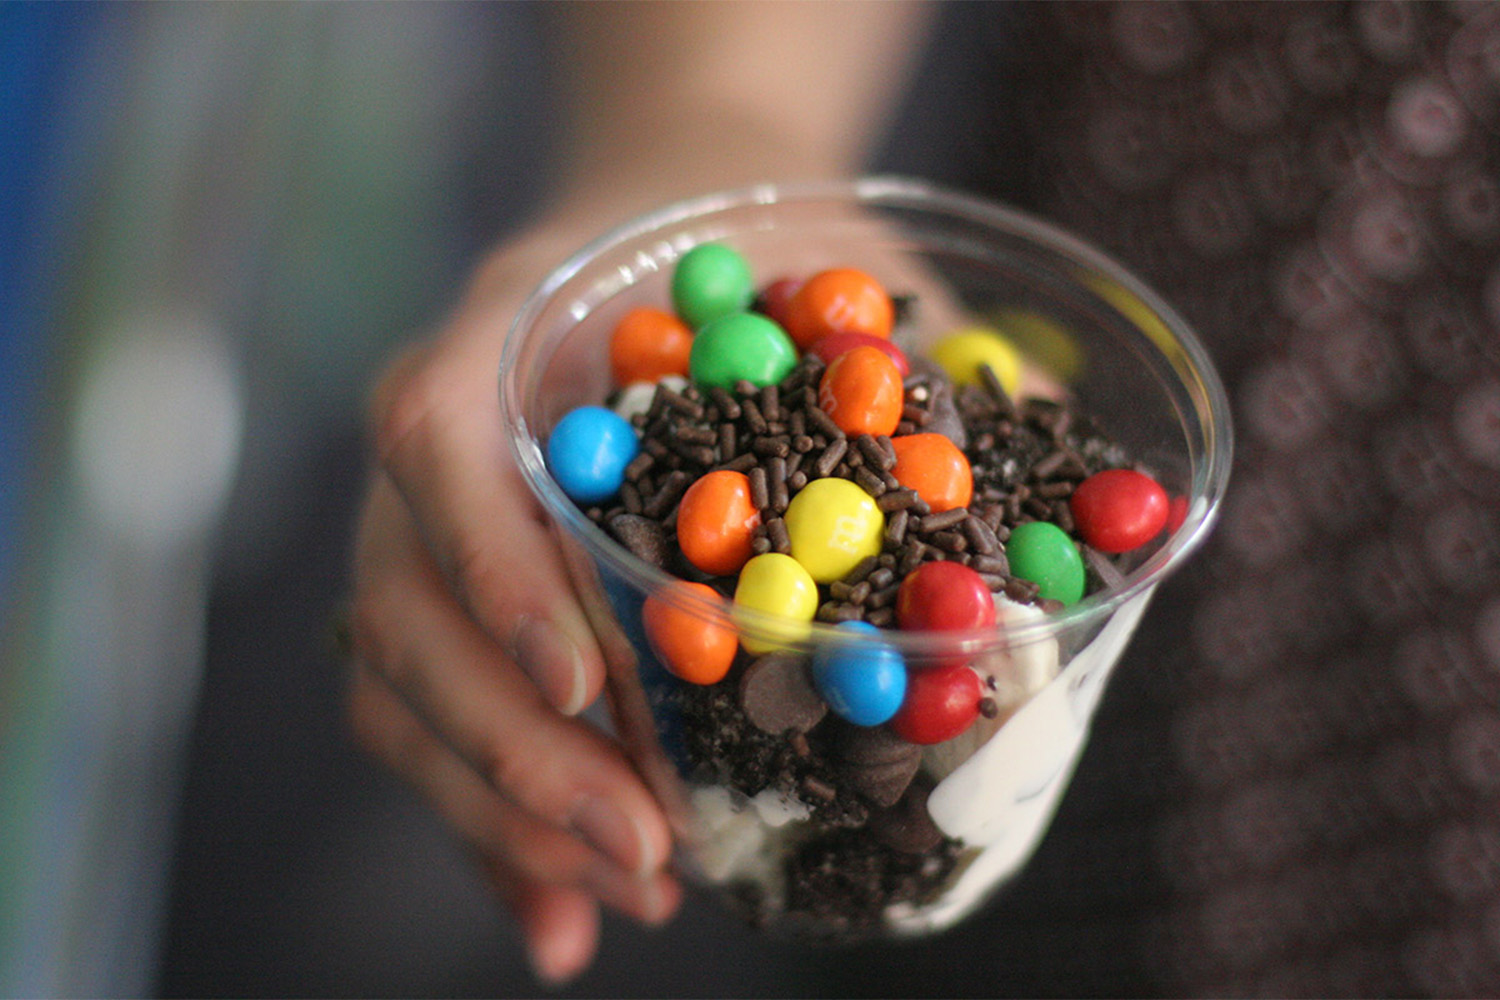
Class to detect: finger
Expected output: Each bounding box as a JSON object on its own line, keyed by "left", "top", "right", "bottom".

{"left": 370, "top": 321, "right": 604, "bottom": 719}
{"left": 503, "top": 880, "right": 600, "bottom": 986}
{"left": 350, "top": 481, "right": 673, "bottom": 878}
{"left": 347, "top": 660, "right": 681, "bottom": 926}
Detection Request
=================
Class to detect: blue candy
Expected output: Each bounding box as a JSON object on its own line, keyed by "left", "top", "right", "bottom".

{"left": 546, "top": 406, "right": 639, "bottom": 504}
{"left": 812, "top": 620, "right": 907, "bottom": 727}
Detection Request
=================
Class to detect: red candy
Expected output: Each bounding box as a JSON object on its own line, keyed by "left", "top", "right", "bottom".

{"left": 609, "top": 306, "right": 693, "bottom": 386}
{"left": 643, "top": 581, "right": 737, "bottom": 685}
{"left": 1167, "top": 494, "right": 1189, "bottom": 535}
{"left": 890, "top": 663, "right": 982, "bottom": 745}
{"left": 896, "top": 560, "right": 996, "bottom": 654}
{"left": 758, "top": 277, "right": 801, "bottom": 330}
{"left": 783, "top": 267, "right": 894, "bottom": 350}
{"left": 889, "top": 433, "right": 973, "bottom": 514}
{"left": 818, "top": 345, "right": 904, "bottom": 437}
{"left": 810, "top": 331, "right": 910, "bottom": 376}
{"left": 1069, "top": 468, "right": 1169, "bottom": 554}
{"left": 676, "top": 469, "right": 762, "bottom": 576}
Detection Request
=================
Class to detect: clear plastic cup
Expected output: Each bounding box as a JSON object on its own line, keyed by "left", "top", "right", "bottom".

{"left": 500, "top": 177, "right": 1232, "bottom": 941}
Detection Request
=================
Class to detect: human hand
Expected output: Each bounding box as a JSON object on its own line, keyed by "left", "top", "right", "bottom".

{"left": 346, "top": 223, "right": 682, "bottom": 984}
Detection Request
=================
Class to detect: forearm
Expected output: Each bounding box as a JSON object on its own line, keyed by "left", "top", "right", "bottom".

{"left": 543, "top": 0, "right": 935, "bottom": 229}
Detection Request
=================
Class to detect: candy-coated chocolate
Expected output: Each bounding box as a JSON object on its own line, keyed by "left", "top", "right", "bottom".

{"left": 812, "top": 621, "right": 906, "bottom": 727}
{"left": 783, "top": 267, "right": 894, "bottom": 350}
{"left": 1167, "top": 494, "right": 1190, "bottom": 534}
{"left": 809, "top": 331, "right": 910, "bottom": 376}
{"left": 1069, "top": 468, "right": 1170, "bottom": 553}
{"left": 609, "top": 306, "right": 693, "bottom": 387}
{"left": 889, "top": 662, "right": 982, "bottom": 745}
{"left": 783, "top": 477, "right": 884, "bottom": 583}
{"left": 1005, "top": 520, "right": 1086, "bottom": 606}
{"left": 757, "top": 276, "right": 801, "bottom": 330}
{"left": 733, "top": 552, "right": 818, "bottom": 654}
{"left": 689, "top": 312, "right": 798, "bottom": 390}
{"left": 929, "top": 326, "right": 1022, "bottom": 396}
{"left": 546, "top": 406, "right": 639, "bottom": 504}
{"left": 896, "top": 559, "right": 997, "bottom": 636}
{"left": 889, "top": 433, "right": 973, "bottom": 513}
{"left": 677, "top": 469, "right": 762, "bottom": 576}
{"left": 817, "top": 345, "right": 904, "bottom": 438}
{"left": 643, "top": 581, "right": 737, "bottom": 685}
{"left": 993, "top": 307, "right": 1085, "bottom": 382}
{"left": 672, "top": 243, "right": 754, "bottom": 328}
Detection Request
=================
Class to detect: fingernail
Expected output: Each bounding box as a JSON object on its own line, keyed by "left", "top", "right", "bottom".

{"left": 511, "top": 616, "right": 588, "bottom": 716}
{"left": 570, "top": 795, "right": 658, "bottom": 876}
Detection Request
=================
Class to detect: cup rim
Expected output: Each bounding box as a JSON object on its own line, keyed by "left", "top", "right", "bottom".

{"left": 500, "top": 176, "right": 1233, "bottom": 652}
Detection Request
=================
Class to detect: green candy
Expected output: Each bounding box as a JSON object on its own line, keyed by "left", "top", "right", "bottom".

{"left": 672, "top": 243, "right": 754, "bottom": 328}
{"left": 1005, "top": 520, "right": 1086, "bottom": 606}
{"left": 689, "top": 312, "right": 798, "bottom": 390}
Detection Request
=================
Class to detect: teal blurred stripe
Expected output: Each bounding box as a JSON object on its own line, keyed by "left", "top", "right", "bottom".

{"left": 0, "top": 2, "right": 101, "bottom": 616}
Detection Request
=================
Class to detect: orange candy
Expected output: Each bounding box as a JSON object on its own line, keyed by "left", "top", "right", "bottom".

{"left": 818, "top": 345, "right": 904, "bottom": 438}
{"left": 676, "top": 469, "right": 762, "bottom": 576}
{"left": 609, "top": 306, "right": 694, "bottom": 386}
{"left": 783, "top": 268, "right": 894, "bottom": 350}
{"left": 890, "top": 433, "right": 973, "bottom": 513}
{"left": 643, "top": 581, "right": 737, "bottom": 685}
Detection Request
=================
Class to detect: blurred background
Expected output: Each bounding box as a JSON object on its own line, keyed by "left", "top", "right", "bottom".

{"left": 2, "top": 4, "right": 1068, "bottom": 997}
{"left": 10, "top": 3, "right": 1499, "bottom": 997}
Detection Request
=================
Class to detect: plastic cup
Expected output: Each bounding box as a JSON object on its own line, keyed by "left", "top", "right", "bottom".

{"left": 500, "top": 177, "right": 1232, "bottom": 941}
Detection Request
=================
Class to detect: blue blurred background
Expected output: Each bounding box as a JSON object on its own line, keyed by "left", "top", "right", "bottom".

{"left": 0, "top": 4, "right": 561, "bottom": 994}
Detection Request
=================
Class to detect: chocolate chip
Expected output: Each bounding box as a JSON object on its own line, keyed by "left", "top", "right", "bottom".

{"left": 868, "top": 777, "right": 944, "bottom": 854}
{"left": 606, "top": 513, "right": 670, "bottom": 567}
{"left": 835, "top": 725, "right": 922, "bottom": 807}
{"left": 924, "top": 381, "right": 968, "bottom": 449}
{"left": 739, "top": 653, "right": 827, "bottom": 735}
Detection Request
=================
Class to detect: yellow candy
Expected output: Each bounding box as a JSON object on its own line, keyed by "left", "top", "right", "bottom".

{"left": 992, "top": 307, "right": 1084, "bottom": 382}
{"left": 733, "top": 552, "right": 819, "bottom": 654}
{"left": 928, "top": 326, "right": 1023, "bottom": 395}
{"left": 784, "top": 477, "right": 884, "bottom": 583}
